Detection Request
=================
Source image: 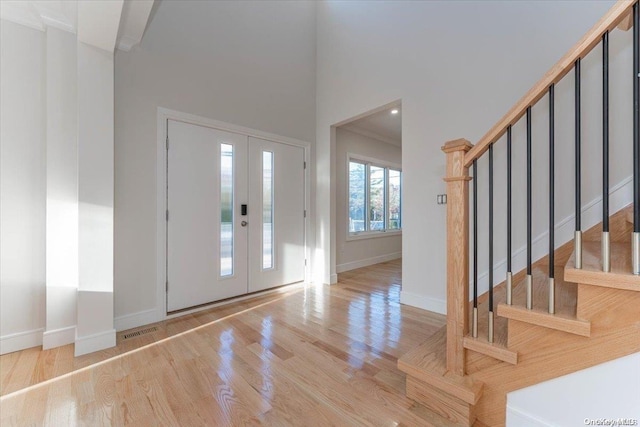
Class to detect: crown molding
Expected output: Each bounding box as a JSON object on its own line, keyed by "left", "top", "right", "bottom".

{"left": 1, "top": 1, "right": 45, "bottom": 31}
{"left": 341, "top": 124, "right": 402, "bottom": 147}
{"left": 1, "top": 1, "right": 77, "bottom": 34}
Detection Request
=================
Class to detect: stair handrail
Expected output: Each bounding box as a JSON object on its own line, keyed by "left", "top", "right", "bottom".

{"left": 464, "top": 0, "right": 636, "bottom": 168}
{"left": 442, "top": 0, "right": 637, "bottom": 377}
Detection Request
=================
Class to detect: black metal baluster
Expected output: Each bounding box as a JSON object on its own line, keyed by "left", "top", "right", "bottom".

{"left": 488, "top": 144, "right": 494, "bottom": 343}
{"left": 603, "top": 31, "right": 611, "bottom": 272}
{"left": 549, "top": 84, "right": 555, "bottom": 314}
{"left": 575, "top": 58, "right": 583, "bottom": 269}
{"left": 633, "top": 3, "right": 639, "bottom": 275}
{"left": 473, "top": 160, "right": 478, "bottom": 338}
{"left": 506, "top": 126, "right": 513, "bottom": 305}
{"left": 526, "top": 106, "right": 533, "bottom": 309}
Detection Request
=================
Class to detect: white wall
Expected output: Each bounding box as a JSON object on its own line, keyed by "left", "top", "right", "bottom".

{"left": 336, "top": 127, "right": 401, "bottom": 272}
{"left": 44, "top": 27, "right": 78, "bottom": 350}
{"left": 1, "top": 2, "right": 122, "bottom": 355}
{"left": 316, "top": 0, "right": 633, "bottom": 312}
{"left": 507, "top": 352, "right": 640, "bottom": 426}
{"left": 114, "top": 0, "right": 317, "bottom": 326}
{"left": 0, "top": 20, "right": 47, "bottom": 353}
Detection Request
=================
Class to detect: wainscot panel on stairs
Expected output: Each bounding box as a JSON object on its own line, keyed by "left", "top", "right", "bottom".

{"left": 398, "top": 1, "right": 639, "bottom": 425}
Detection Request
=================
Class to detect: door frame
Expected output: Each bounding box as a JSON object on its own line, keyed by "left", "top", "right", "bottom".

{"left": 156, "top": 107, "right": 311, "bottom": 320}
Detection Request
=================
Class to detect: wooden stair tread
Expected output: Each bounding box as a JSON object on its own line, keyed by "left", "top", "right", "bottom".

{"left": 463, "top": 335, "right": 517, "bottom": 365}
{"left": 464, "top": 296, "right": 517, "bottom": 364}
{"left": 582, "top": 204, "right": 633, "bottom": 244}
{"left": 497, "top": 267, "right": 590, "bottom": 337}
{"left": 397, "top": 326, "right": 483, "bottom": 405}
{"left": 565, "top": 241, "right": 640, "bottom": 291}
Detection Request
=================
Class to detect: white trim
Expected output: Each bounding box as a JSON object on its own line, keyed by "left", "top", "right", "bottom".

{"left": 346, "top": 153, "right": 402, "bottom": 239}
{"left": 347, "top": 152, "right": 401, "bottom": 171}
{"left": 329, "top": 273, "right": 338, "bottom": 285}
{"left": 0, "top": 2, "right": 77, "bottom": 34}
{"left": 0, "top": 5, "right": 45, "bottom": 32}
{"left": 116, "top": 35, "right": 137, "bottom": 52}
{"left": 42, "top": 325, "right": 76, "bottom": 350}
{"left": 74, "top": 329, "right": 116, "bottom": 357}
{"left": 158, "top": 108, "right": 311, "bottom": 149}
{"left": 157, "top": 108, "right": 312, "bottom": 322}
{"left": 400, "top": 291, "right": 446, "bottom": 315}
{"left": 346, "top": 230, "right": 402, "bottom": 241}
{"left": 164, "top": 281, "right": 307, "bottom": 320}
{"left": 336, "top": 252, "right": 402, "bottom": 273}
{"left": 114, "top": 308, "right": 159, "bottom": 332}
{"left": 0, "top": 328, "right": 44, "bottom": 355}
{"left": 473, "top": 175, "right": 633, "bottom": 299}
{"left": 341, "top": 124, "right": 401, "bottom": 147}
{"left": 333, "top": 99, "right": 402, "bottom": 128}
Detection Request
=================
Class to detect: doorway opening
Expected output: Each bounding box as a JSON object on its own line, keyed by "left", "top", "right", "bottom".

{"left": 333, "top": 101, "right": 402, "bottom": 292}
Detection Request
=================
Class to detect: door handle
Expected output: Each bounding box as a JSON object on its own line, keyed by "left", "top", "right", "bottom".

{"left": 241, "top": 221, "right": 248, "bottom": 227}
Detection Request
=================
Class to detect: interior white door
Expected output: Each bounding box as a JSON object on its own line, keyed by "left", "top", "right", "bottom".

{"left": 248, "top": 137, "right": 305, "bottom": 292}
{"left": 167, "top": 120, "right": 248, "bottom": 312}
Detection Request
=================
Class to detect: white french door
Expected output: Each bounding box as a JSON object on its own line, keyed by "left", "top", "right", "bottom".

{"left": 167, "top": 120, "right": 248, "bottom": 311}
{"left": 248, "top": 137, "right": 305, "bottom": 292}
{"left": 167, "top": 120, "right": 305, "bottom": 312}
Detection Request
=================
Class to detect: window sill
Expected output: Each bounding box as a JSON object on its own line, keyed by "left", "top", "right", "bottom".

{"left": 347, "top": 230, "right": 402, "bottom": 241}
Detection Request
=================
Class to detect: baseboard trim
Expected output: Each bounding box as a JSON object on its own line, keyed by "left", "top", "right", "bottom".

{"left": 400, "top": 290, "right": 446, "bottom": 315}
{"left": 329, "top": 273, "right": 338, "bottom": 285}
{"left": 336, "top": 252, "right": 402, "bottom": 273}
{"left": 43, "top": 325, "right": 76, "bottom": 350}
{"left": 74, "top": 329, "right": 116, "bottom": 357}
{"left": 114, "top": 308, "right": 159, "bottom": 332}
{"left": 506, "top": 405, "right": 556, "bottom": 427}
{"left": 0, "top": 328, "right": 44, "bottom": 355}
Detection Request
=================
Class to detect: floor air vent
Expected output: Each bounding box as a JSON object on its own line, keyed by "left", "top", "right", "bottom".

{"left": 122, "top": 326, "right": 158, "bottom": 340}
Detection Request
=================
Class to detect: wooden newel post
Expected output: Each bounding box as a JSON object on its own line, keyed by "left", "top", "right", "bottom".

{"left": 442, "top": 138, "right": 473, "bottom": 376}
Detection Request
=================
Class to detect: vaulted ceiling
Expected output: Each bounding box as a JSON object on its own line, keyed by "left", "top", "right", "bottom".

{"left": 0, "top": 0, "right": 154, "bottom": 52}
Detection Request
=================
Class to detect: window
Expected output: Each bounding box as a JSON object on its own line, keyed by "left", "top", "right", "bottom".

{"left": 348, "top": 157, "right": 402, "bottom": 236}
{"left": 262, "top": 151, "right": 274, "bottom": 269}
{"left": 220, "top": 143, "right": 234, "bottom": 277}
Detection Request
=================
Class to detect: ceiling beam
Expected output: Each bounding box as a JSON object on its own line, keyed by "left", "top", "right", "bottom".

{"left": 116, "top": 0, "right": 154, "bottom": 51}
{"left": 78, "top": 0, "right": 124, "bottom": 53}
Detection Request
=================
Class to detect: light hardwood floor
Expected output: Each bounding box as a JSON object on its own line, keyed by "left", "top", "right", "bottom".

{"left": 0, "top": 259, "right": 449, "bottom": 426}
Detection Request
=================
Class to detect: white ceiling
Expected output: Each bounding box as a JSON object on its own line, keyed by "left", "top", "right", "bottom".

{"left": 342, "top": 106, "right": 402, "bottom": 147}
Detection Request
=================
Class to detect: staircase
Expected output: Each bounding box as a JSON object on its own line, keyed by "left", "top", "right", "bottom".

{"left": 398, "top": 1, "right": 639, "bottom": 426}
{"left": 399, "top": 207, "right": 640, "bottom": 426}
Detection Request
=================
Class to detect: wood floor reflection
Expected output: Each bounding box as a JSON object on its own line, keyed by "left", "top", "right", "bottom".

{"left": 0, "top": 259, "right": 447, "bottom": 426}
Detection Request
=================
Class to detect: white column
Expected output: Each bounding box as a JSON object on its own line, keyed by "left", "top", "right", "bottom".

{"left": 73, "top": 0, "right": 123, "bottom": 357}
{"left": 75, "top": 41, "right": 116, "bottom": 356}
{"left": 75, "top": 42, "right": 115, "bottom": 355}
{"left": 43, "top": 27, "right": 78, "bottom": 350}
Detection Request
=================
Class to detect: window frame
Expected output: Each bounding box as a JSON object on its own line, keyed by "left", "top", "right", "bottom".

{"left": 346, "top": 153, "right": 402, "bottom": 241}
